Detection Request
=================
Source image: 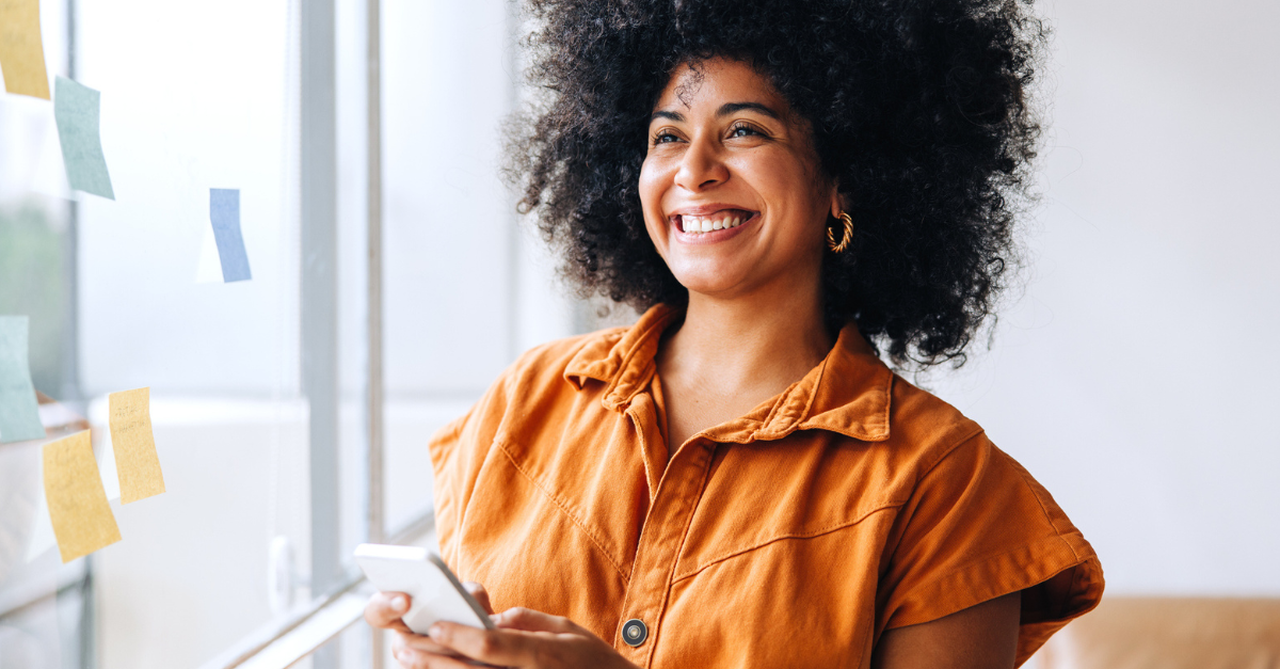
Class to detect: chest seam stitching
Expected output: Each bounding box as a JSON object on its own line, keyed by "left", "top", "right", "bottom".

{"left": 493, "top": 439, "right": 632, "bottom": 584}
{"left": 670, "top": 502, "right": 905, "bottom": 583}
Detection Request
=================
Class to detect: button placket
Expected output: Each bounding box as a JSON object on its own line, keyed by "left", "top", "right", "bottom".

{"left": 615, "top": 439, "right": 714, "bottom": 666}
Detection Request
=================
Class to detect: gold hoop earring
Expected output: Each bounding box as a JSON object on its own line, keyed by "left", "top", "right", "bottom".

{"left": 827, "top": 212, "right": 853, "bottom": 253}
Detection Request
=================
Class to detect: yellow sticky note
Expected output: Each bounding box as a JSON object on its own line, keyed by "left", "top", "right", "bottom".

{"left": 43, "top": 430, "right": 122, "bottom": 563}
{"left": 108, "top": 387, "right": 165, "bottom": 503}
{"left": 0, "top": 0, "right": 52, "bottom": 100}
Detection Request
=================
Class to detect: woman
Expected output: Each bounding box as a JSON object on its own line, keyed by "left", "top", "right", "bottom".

{"left": 366, "top": 0, "right": 1102, "bottom": 667}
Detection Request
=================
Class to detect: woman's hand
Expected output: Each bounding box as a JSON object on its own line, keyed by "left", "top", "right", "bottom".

{"left": 364, "top": 582, "right": 639, "bottom": 669}
{"left": 364, "top": 581, "right": 496, "bottom": 661}
{"left": 410, "top": 606, "right": 640, "bottom": 669}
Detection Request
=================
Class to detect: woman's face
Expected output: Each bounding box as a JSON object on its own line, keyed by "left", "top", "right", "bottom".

{"left": 639, "top": 57, "right": 841, "bottom": 302}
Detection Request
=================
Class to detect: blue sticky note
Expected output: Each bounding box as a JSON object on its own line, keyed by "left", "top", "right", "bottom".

{"left": 0, "top": 316, "right": 47, "bottom": 443}
{"left": 210, "top": 188, "right": 251, "bottom": 282}
{"left": 53, "top": 76, "right": 115, "bottom": 200}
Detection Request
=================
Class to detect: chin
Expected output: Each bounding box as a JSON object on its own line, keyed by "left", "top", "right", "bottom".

{"left": 669, "top": 268, "right": 748, "bottom": 299}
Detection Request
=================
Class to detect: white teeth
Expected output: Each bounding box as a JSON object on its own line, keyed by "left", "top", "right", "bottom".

{"left": 681, "top": 213, "right": 750, "bottom": 233}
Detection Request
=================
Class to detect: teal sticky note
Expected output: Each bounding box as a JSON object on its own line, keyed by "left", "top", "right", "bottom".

{"left": 53, "top": 76, "right": 115, "bottom": 200}
{"left": 0, "top": 316, "right": 46, "bottom": 443}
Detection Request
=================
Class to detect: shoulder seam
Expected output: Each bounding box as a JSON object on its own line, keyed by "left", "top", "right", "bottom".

{"left": 911, "top": 423, "right": 987, "bottom": 488}
{"left": 1007, "top": 453, "right": 1083, "bottom": 563}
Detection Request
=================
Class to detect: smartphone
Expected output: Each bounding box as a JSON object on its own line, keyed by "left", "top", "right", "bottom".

{"left": 354, "top": 543, "right": 495, "bottom": 635}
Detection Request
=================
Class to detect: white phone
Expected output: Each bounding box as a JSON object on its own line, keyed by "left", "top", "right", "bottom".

{"left": 354, "top": 543, "right": 496, "bottom": 634}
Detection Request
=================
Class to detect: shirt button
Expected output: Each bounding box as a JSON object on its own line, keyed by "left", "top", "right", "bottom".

{"left": 622, "top": 618, "right": 648, "bottom": 647}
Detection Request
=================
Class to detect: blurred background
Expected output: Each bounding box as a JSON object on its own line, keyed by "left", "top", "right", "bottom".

{"left": 0, "top": 0, "right": 1275, "bottom": 667}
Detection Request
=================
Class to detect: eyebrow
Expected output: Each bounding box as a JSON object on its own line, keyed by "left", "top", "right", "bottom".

{"left": 716, "top": 102, "right": 780, "bottom": 119}
{"left": 649, "top": 101, "right": 781, "bottom": 123}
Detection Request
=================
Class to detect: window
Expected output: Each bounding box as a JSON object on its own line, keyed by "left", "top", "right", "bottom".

{"left": 0, "top": 0, "right": 582, "bottom": 667}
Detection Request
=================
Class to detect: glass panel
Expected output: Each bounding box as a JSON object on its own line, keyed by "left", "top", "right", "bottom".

{"left": 382, "top": 0, "right": 522, "bottom": 537}
{"left": 72, "top": 0, "right": 313, "bottom": 666}
{"left": 1, "top": 0, "right": 579, "bottom": 667}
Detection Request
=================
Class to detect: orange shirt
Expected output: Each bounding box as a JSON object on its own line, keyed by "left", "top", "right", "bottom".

{"left": 430, "top": 304, "right": 1103, "bottom": 667}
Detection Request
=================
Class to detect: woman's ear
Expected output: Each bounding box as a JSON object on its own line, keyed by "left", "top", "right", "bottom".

{"left": 829, "top": 182, "right": 849, "bottom": 219}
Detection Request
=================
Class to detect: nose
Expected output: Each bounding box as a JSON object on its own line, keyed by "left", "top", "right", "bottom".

{"left": 674, "top": 134, "right": 728, "bottom": 191}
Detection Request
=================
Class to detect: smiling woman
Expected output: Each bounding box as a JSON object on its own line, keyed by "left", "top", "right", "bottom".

{"left": 364, "top": 1, "right": 1103, "bottom": 668}
{"left": 640, "top": 60, "right": 836, "bottom": 306}
{"left": 510, "top": 0, "right": 1044, "bottom": 368}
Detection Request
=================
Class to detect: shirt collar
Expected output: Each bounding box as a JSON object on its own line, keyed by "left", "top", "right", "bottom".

{"left": 564, "top": 303, "right": 893, "bottom": 443}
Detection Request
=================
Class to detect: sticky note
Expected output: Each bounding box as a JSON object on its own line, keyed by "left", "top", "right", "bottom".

{"left": 0, "top": 315, "right": 46, "bottom": 443}
{"left": 43, "top": 430, "right": 122, "bottom": 563}
{"left": 0, "top": 0, "right": 51, "bottom": 100}
{"left": 210, "top": 188, "right": 251, "bottom": 282}
{"left": 53, "top": 76, "right": 115, "bottom": 200}
{"left": 108, "top": 387, "right": 165, "bottom": 503}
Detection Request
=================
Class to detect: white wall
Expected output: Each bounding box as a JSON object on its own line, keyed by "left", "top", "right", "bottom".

{"left": 929, "top": 0, "right": 1280, "bottom": 596}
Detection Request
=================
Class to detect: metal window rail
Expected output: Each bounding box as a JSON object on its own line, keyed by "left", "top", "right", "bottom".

{"left": 196, "top": 513, "right": 433, "bottom": 669}
{"left": 366, "top": 0, "right": 386, "bottom": 660}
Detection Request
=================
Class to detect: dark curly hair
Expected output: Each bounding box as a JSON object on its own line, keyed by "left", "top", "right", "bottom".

{"left": 507, "top": 0, "right": 1047, "bottom": 368}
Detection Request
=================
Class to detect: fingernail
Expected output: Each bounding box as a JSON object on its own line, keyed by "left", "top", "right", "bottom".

{"left": 429, "top": 624, "right": 444, "bottom": 640}
{"left": 392, "top": 595, "right": 408, "bottom": 612}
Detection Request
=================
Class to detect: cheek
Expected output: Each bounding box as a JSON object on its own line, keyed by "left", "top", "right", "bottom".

{"left": 638, "top": 159, "right": 671, "bottom": 245}
{"left": 756, "top": 154, "right": 829, "bottom": 219}
{"left": 638, "top": 158, "right": 664, "bottom": 210}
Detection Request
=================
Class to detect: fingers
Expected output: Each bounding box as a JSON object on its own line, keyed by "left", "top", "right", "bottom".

{"left": 392, "top": 632, "right": 474, "bottom": 669}
{"left": 462, "top": 581, "right": 495, "bottom": 615}
{"left": 398, "top": 630, "right": 470, "bottom": 657}
{"left": 494, "top": 607, "right": 584, "bottom": 635}
{"left": 365, "top": 591, "right": 412, "bottom": 632}
{"left": 428, "top": 621, "right": 533, "bottom": 666}
{"left": 427, "top": 613, "right": 637, "bottom": 669}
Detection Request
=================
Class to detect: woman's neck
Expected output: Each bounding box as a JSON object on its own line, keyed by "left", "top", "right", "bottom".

{"left": 655, "top": 280, "right": 833, "bottom": 448}
{"left": 673, "top": 293, "right": 831, "bottom": 383}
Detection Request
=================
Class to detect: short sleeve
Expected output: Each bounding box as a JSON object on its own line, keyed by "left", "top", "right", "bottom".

{"left": 428, "top": 369, "right": 514, "bottom": 568}
{"left": 878, "top": 431, "right": 1104, "bottom": 665}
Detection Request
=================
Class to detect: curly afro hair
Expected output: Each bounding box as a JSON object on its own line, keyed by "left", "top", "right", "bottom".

{"left": 507, "top": 0, "right": 1047, "bottom": 368}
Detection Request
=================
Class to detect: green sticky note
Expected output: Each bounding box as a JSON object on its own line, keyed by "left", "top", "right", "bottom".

{"left": 53, "top": 76, "right": 115, "bottom": 200}
{"left": 0, "top": 315, "right": 46, "bottom": 443}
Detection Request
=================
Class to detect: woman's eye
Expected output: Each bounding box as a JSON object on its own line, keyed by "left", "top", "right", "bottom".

{"left": 652, "top": 131, "right": 680, "bottom": 145}
{"left": 728, "top": 123, "right": 761, "bottom": 138}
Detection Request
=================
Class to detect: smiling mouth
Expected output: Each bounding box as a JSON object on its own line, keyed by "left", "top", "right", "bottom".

{"left": 675, "top": 209, "right": 757, "bottom": 234}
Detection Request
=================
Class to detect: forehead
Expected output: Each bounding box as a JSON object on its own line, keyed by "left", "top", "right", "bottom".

{"left": 654, "top": 57, "right": 789, "bottom": 112}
